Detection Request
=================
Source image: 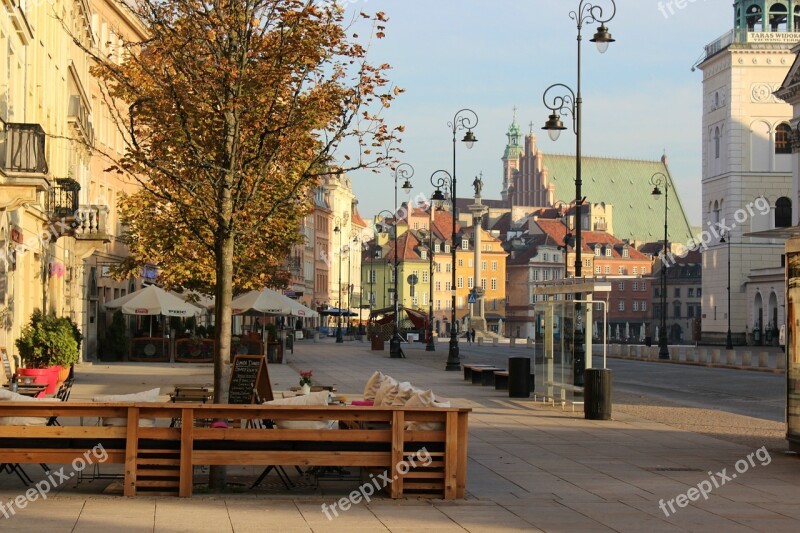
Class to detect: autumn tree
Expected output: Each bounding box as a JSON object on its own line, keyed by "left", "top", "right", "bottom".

{"left": 91, "top": 0, "right": 401, "bottom": 407}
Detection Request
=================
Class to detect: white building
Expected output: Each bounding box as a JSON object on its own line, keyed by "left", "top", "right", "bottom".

{"left": 698, "top": 0, "right": 796, "bottom": 345}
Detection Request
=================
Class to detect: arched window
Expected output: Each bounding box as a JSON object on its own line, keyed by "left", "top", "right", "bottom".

{"left": 747, "top": 4, "right": 763, "bottom": 31}
{"left": 770, "top": 3, "right": 788, "bottom": 31}
{"left": 714, "top": 126, "right": 721, "bottom": 159}
{"left": 713, "top": 200, "right": 720, "bottom": 224}
{"left": 776, "top": 123, "right": 792, "bottom": 154}
{"left": 776, "top": 197, "right": 792, "bottom": 228}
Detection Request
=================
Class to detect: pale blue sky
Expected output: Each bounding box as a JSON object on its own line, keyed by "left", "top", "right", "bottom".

{"left": 340, "top": 0, "right": 735, "bottom": 227}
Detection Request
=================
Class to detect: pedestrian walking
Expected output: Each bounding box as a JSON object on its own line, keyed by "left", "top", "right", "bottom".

{"left": 470, "top": 328, "right": 476, "bottom": 343}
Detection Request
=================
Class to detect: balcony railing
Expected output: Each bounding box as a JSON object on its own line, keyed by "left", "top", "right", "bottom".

{"left": 74, "top": 205, "right": 110, "bottom": 241}
{"left": 0, "top": 122, "right": 48, "bottom": 175}
{"left": 67, "top": 95, "right": 94, "bottom": 146}
{"left": 47, "top": 178, "right": 80, "bottom": 219}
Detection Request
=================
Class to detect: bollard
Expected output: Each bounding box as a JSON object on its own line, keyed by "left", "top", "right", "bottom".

{"left": 685, "top": 348, "right": 695, "bottom": 363}
{"left": 725, "top": 350, "right": 736, "bottom": 365}
{"left": 477, "top": 337, "right": 484, "bottom": 346}
{"left": 741, "top": 350, "right": 752, "bottom": 367}
{"left": 711, "top": 349, "right": 721, "bottom": 364}
{"left": 758, "top": 351, "right": 769, "bottom": 367}
{"left": 510, "top": 338, "right": 516, "bottom": 349}
{"left": 493, "top": 338, "right": 498, "bottom": 347}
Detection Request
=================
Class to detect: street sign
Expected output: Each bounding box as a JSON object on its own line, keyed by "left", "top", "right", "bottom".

{"left": 467, "top": 292, "right": 477, "bottom": 304}
{"left": 407, "top": 274, "right": 418, "bottom": 285}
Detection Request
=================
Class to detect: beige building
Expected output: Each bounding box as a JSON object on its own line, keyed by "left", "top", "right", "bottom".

{"left": 0, "top": 0, "right": 147, "bottom": 371}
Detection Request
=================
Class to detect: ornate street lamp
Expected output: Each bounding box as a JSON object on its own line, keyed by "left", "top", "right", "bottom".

{"left": 541, "top": 0, "right": 616, "bottom": 386}
{"left": 651, "top": 172, "right": 670, "bottom": 359}
{"left": 333, "top": 216, "right": 344, "bottom": 343}
{"left": 426, "top": 208, "right": 436, "bottom": 352}
{"left": 720, "top": 231, "right": 733, "bottom": 349}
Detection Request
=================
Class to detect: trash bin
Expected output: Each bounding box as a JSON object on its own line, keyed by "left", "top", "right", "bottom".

{"left": 286, "top": 333, "right": 294, "bottom": 353}
{"left": 584, "top": 368, "right": 612, "bottom": 420}
{"left": 371, "top": 334, "right": 384, "bottom": 351}
{"left": 508, "top": 356, "right": 531, "bottom": 398}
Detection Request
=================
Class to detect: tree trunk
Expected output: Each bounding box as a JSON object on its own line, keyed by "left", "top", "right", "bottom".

{"left": 208, "top": 220, "right": 235, "bottom": 490}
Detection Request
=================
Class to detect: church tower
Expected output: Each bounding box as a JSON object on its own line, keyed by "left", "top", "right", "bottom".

{"left": 501, "top": 111, "right": 524, "bottom": 206}
{"left": 698, "top": 0, "right": 796, "bottom": 344}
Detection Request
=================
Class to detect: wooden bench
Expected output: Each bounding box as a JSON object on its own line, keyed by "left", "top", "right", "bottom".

{"left": 0, "top": 402, "right": 470, "bottom": 499}
{"left": 470, "top": 367, "right": 504, "bottom": 386}
{"left": 463, "top": 364, "right": 495, "bottom": 381}
{"left": 494, "top": 371, "right": 535, "bottom": 391}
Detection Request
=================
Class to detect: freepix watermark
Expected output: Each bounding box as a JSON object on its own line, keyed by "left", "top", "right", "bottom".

{"left": 660, "top": 197, "right": 771, "bottom": 267}
{"left": 320, "top": 447, "right": 433, "bottom": 520}
{"left": 657, "top": 0, "right": 709, "bottom": 20}
{"left": 0, "top": 443, "right": 108, "bottom": 520}
{"left": 658, "top": 446, "right": 772, "bottom": 517}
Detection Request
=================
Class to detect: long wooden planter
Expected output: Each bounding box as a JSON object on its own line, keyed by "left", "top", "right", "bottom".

{"left": 0, "top": 403, "right": 470, "bottom": 499}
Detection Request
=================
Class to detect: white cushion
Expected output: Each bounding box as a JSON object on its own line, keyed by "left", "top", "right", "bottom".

{"left": 264, "top": 391, "right": 335, "bottom": 429}
{"left": 363, "top": 371, "right": 384, "bottom": 400}
{"left": 92, "top": 388, "right": 162, "bottom": 427}
{"left": 0, "top": 389, "right": 61, "bottom": 426}
{"left": 404, "top": 390, "right": 446, "bottom": 431}
{"left": 373, "top": 376, "right": 398, "bottom": 406}
{"left": 390, "top": 382, "right": 416, "bottom": 406}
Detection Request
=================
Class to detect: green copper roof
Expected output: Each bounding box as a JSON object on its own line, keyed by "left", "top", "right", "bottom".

{"left": 504, "top": 117, "right": 523, "bottom": 160}
{"left": 541, "top": 154, "right": 694, "bottom": 244}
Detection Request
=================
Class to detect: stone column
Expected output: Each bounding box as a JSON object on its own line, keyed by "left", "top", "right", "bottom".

{"left": 468, "top": 194, "right": 489, "bottom": 334}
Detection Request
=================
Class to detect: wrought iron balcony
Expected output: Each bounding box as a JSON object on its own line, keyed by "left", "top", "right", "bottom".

{"left": 0, "top": 122, "right": 48, "bottom": 176}
{"left": 48, "top": 178, "right": 80, "bottom": 219}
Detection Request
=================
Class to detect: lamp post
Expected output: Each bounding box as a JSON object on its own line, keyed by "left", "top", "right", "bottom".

{"left": 541, "top": 0, "right": 616, "bottom": 385}
{"left": 720, "top": 231, "right": 733, "bottom": 349}
{"left": 650, "top": 172, "right": 670, "bottom": 359}
{"left": 333, "top": 216, "right": 344, "bottom": 343}
{"left": 426, "top": 207, "right": 436, "bottom": 352}
{"left": 389, "top": 164, "right": 414, "bottom": 358}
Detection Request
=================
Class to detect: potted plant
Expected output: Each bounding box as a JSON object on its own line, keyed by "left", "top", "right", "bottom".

{"left": 102, "top": 310, "right": 129, "bottom": 362}
{"left": 299, "top": 370, "right": 313, "bottom": 394}
{"left": 15, "top": 310, "right": 81, "bottom": 393}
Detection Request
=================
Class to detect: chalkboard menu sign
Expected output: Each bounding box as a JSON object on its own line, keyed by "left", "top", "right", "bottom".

{"left": 1, "top": 347, "right": 11, "bottom": 381}
{"left": 228, "top": 355, "right": 273, "bottom": 404}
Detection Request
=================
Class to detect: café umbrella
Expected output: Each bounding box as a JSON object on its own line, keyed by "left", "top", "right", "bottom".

{"left": 104, "top": 285, "right": 202, "bottom": 337}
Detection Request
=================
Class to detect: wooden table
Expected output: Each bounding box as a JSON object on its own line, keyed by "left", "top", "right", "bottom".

{"left": 2, "top": 383, "right": 47, "bottom": 397}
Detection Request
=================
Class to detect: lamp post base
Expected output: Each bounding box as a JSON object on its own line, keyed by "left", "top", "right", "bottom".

{"left": 335, "top": 326, "right": 343, "bottom": 344}
{"left": 658, "top": 340, "right": 669, "bottom": 359}
{"left": 725, "top": 329, "right": 733, "bottom": 350}
{"left": 389, "top": 335, "right": 403, "bottom": 358}
{"left": 445, "top": 334, "right": 460, "bottom": 371}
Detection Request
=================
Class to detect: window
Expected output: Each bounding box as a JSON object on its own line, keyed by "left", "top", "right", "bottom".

{"left": 436, "top": 300, "right": 441, "bottom": 310}
{"left": 687, "top": 306, "right": 694, "bottom": 318}
{"left": 776, "top": 197, "right": 792, "bottom": 228}
{"left": 413, "top": 222, "right": 419, "bottom": 230}
{"left": 435, "top": 281, "right": 441, "bottom": 291}
{"left": 422, "top": 271, "right": 429, "bottom": 283}
{"left": 457, "top": 296, "right": 464, "bottom": 309}
{"left": 462, "top": 239, "right": 469, "bottom": 250}
{"left": 436, "top": 263, "right": 441, "bottom": 272}
{"left": 622, "top": 247, "right": 629, "bottom": 258}
{"left": 641, "top": 301, "right": 647, "bottom": 311}
{"left": 468, "top": 277, "right": 474, "bottom": 289}
{"left": 776, "top": 123, "right": 792, "bottom": 154}
{"left": 457, "top": 277, "right": 464, "bottom": 288}
{"left": 585, "top": 259, "right": 591, "bottom": 267}
{"left": 595, "top": 303, "right": 602, "bottom": 311}
{"left": 714, "top": 126, "right": 721, "bottom": 159}
{"left": 697, "top": 288, "right": 702, "bottom": 297}
{"left": 421, "top": 250, "right": 427, "bottom": 260}
{"left": 533, "top": 270, "right": 539, "bottom": 281}
{"left": 435, "top": 243, "right": 441, "bottom": 253}
{"left": 641, "top": 267, "right": 648, "bottom": 275}
{"left": 481, "top": 278, "right": 487, "bottom": 290}
{"left": 543, "top": 253, "right": 549, "bottom": 262}
{"left": 688, "top": 288, "right": 694, "bottom": 298}
{"left": 618, "top": 281, "right": 625, "bottom": 290}
{"left": 674, "top": 302, "right": 682, "bottom": 318}
{"left": 412, "top": 296, "right": 418, "bottom": 306}
{"left": 369, "top": 269, "right": 376, "bottom": 283}
{"left": 491, "top": 278, "right": 497, "bottom": 290}
{"left": 446, "top": 263, "right": 451, "bottom": 273}
{"left": 481, "top": 260, "right": 487, "bottom": 271}
{"left": 445, "top": 281, "right": 451, "bottom": 290}
{"left": 633, "top": 301, "right": 639, "bottom": 311}
{"left": 444, "top": 244, "right": 450, "bottom": 253}
{"left": 491, "top": 261, "right": 497, "bottom": 271}
{"left": 632, "top": 281, "right": 638, "bottom": 291}
{"left": 595, "top": 266, "right": 601, "bottom": 274}
{"left": 468, "top": 259, "right": 473, "bottom": 268}
{"left": 674, "top": 288, "right": 680, "bottom": 298}
{"left": 594, "top": 247, "right": 601, "bottom": 256}
{"left": 633, "top": 267, "right": 638, "bottom": 275}
{"left": 640, "top": 282, "right": 646, "bottom": 291}
{"left": 604, "top": 266, "right": 610, "bottom": 274}
{"left": 618, "top": 300, "right": 625, "bottom": 311}
{"left": 554, "top": 254, "right": 560, "bottom": 263}
{"left": 605, "top": 247, "right": 612, "bottom": 257}
{"left": 458, "top": 259, "right": 463, "bottom": 267}
{"left": 618, "top": 266, "right": 625, "bottom": 275}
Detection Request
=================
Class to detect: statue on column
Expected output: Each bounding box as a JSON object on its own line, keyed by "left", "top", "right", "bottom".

{"left": 473, "top": 174, "right": 483, "bottom": 197}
